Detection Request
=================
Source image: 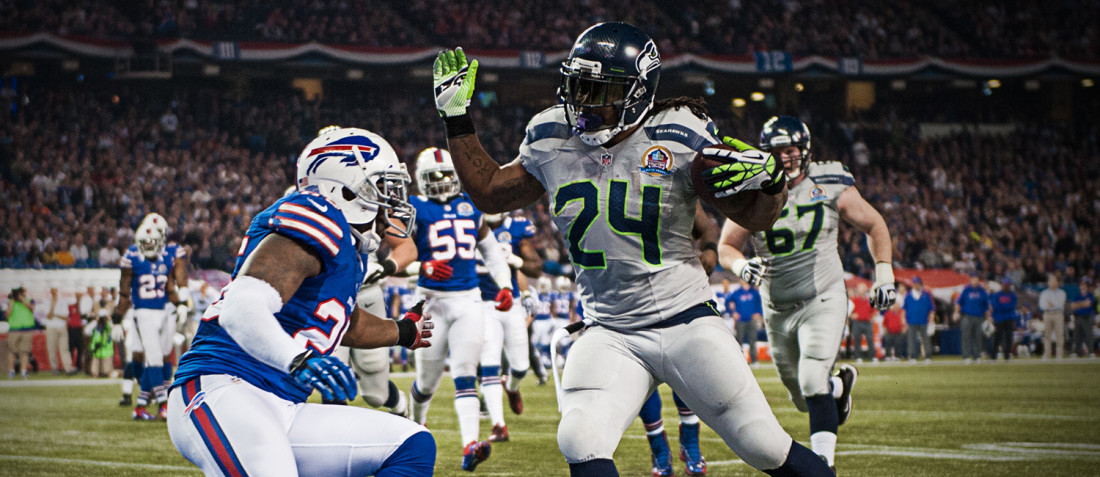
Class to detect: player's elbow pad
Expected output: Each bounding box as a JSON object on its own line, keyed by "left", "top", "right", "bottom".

{"left": 218, "top": 275, "right": 304, "bottom": 373}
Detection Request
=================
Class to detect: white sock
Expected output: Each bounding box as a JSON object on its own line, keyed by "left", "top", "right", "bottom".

{"left": 482, "top": 383, "right": 506, "bottom": 426}
{"left": 455, "top": 396, "right": 482, "bottom": 445}
{"left": 505, "top": 371, "right": 525, "bottom": 392}
{"left": 646, "top": 424, "right": 665, "bottom": 437}
{"left": 831, "top": 376, "right": 844, "bottom": 399}
{"left": 680, "top": 414, "right": 700, "bottom": 425}
{"left": 811, "top": 431, "right": 837, "bottom": 466}
{"left": 121, "top": 379, "right": 134, "bottom": 395}
{"left": 411, "top": 390, "right": 432, "bottom": 426}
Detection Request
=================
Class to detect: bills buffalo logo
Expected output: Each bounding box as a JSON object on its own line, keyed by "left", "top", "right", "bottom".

{"left": 636, "top": 40, "right": 660, "bottom": 81}
{"left": 640, "top": 145, "right": 673, "bottom": 176}
{"left": 457, "top": 202, "right": 474, "bottom": 216}
{"left": 302, "top": 136, "right": 381, "bottom": 178}
{"left": 809, "top": 185, "right": 828, "bottom": 202}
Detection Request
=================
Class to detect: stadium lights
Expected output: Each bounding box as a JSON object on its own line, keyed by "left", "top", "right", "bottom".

{"left": 346, "top": 69, "right": 363, "bottom": 80}
{"left": 758, "top": 78, "right": 775, "bottom": 88}
{"left": 750, "top": 92, "right": 765, "bottom": 102}
{"left": 61, "top": 59, "right": 79, "bottom": 71}
{"left": 794, "top": 83, "right": 804, "bottom": 92}
{"left": 986, "top": 79, "right": 1001, "bottom": 89}
{"left": 891, "top": 80, "right": 906, "bottom": 91}
{"left": 202, "top": 64, "right": 220, "bottom": 76}
{"left": 731, "top": 98, "right": 746, "bottom": 108}
{"left": 1084, "top": 79, "right": 1095, "bottom": 88}
{"left": 1025, "top": 80, "right": 1040, "bottom": 91}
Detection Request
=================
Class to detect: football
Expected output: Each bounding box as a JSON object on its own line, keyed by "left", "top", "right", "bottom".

{"left": 690, "top": 143, "right": 785, "bottom": 231}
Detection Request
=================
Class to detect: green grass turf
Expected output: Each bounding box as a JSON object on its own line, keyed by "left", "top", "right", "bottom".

{"left": 1, "top": 358, "right": 1098, "bottom": 476}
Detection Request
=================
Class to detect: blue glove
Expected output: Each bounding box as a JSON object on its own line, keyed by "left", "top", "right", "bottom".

{"left": 289, "top": 350, "right": 358, "bottom": 402}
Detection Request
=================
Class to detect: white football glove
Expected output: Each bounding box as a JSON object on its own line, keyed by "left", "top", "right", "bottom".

{"left": 731, "top": 256, "right": 767, "bottom": 287}
{"left": 870, "top": 262, "right": 897, "bottom": 310}
{"left": 175, "top": 304, "right": 190, "bottom": 328}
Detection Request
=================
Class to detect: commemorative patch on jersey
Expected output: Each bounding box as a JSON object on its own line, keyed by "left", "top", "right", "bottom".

{"left": 497, "top": 231, "right": 513, "bottom": 245}
{"left": 640, "top": 145, "right": 673, "bottom": 176}
{"left": 457, "top": 202, "right": 474, "bottom": 216}
{"left": 809, "top": 185, "right": 828, "bottom": 202}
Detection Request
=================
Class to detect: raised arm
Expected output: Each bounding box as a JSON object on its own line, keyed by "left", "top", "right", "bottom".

{"left": 433, "top": 48, "right": 545, "bottom": 213}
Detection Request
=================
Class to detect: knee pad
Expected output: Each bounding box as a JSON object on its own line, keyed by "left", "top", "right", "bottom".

{"left": 797, "top": 358, "right": 833, "bottom": 401}
{"left": 558, "top": 408, "right": 616, "bottom": 463}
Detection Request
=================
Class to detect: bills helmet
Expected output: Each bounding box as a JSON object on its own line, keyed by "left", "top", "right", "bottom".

{"left": 559, "top": 22, "right": 661, "bottom": 146}
{"left": 295, "top": 127, "right": 414, "bottom": 237}
{"left": 415, "top": 147, "right": 461, "bottom": 202}
{"left": 759, "top": 116, "right": 812, "bottom": 179}
{"left": 140, "top": 213, "right": 168, "bottom": 237}
{"left": 134, "top": 224, "right": 165, "bottom": 259}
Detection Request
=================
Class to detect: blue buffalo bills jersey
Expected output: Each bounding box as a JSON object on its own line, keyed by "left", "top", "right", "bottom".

{"left": 174, "top": 189, "right": 367, "bottom": 403}
{"left": 552, "top": 291, "right": 574, "bottom": 320}
{"left": 121, "top": 246, "right": 175, "bottom": 310}
{"left": 534, "top": 293, "right": 553, "bottom": 321}
{"left": 410, "top": 193, "right": 483, "bottom": 292}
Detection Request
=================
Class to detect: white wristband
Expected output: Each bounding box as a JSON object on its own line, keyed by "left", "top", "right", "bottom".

{"left": 731, "top": 258, "right": 749, "bottom": 276}
{"left": 873, "top": 262, "right": 895, "bottom": 287}
{"left": 219, "top": 275, "right": 304, "bottom": 372}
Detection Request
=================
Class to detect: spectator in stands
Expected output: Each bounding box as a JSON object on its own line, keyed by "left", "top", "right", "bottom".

{"left": 901, "top": 276, "right": 934, "bottom": 363}
{"left": 1069, "top": 277, "right": 1096, "bottom": 358}
{"left": 70, "top": 233, "right": 90, "bottom": 267}
{"left": 848, "top": 282, "right": 877, "bottom": 363}
{"left": 728, "top": 276, "right": 763, "bottom": 366}
{"left": 44, "top": 287, "right": 76, "bottom": 375}
{"left": 954, "top": 272, "right": 991, "bottom": 364}
{"left": 1039, "top": 274, "right": 1067, "bottom": 360}
{"left": 6, "top": 287, "right": 36, "bottom": 379}
{"left": 882, "top": 287, "right": 906, "bottom": 361}
{"left": 989, "top": 278, "right": 1018, "bottom": 361}
{"left": 98, "top": 238, "right": 121, "bottom": 267}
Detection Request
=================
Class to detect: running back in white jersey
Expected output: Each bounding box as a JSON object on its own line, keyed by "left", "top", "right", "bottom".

{"left": 519, "top": 106, "right": 719, "bottom": 328}
{"left": 750, "top": 161, "right": 853, "bottom": 305}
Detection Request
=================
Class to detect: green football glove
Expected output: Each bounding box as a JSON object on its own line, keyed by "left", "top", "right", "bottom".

{"left": 702, "top": 137, "right": 785, "bottom": 197}
{"left": 433, "top": 48, "right": 479, "bottom": 118}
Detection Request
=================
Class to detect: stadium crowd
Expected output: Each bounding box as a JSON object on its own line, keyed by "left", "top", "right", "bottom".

{"left": 0, "top": 0, "right": 1096, "bottom": 59}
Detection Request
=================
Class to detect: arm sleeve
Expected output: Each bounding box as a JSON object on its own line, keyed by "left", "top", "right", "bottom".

{"left": 477, "top": 232, "right": 512, "bottom": 291}
{"left": 218, "top": 275, "right": 305, "bottom": 372}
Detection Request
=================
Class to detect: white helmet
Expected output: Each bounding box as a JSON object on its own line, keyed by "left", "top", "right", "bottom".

{"left": 295, "top": 127, "right": 414, "bottom": 237}
{"left": 536, "top": 276, "right": 554, "bottom": 294}
{"left": 134, "top": 224, "right": 165, "bottom": 259}
{"left": 554, "top": 275, "right": 573, "bottom": 292}
{"left": 141, "top": 213, "right": 168, "bottom": 237}
{"left": 415, "top": 147, "right": 461, "bottom": 201}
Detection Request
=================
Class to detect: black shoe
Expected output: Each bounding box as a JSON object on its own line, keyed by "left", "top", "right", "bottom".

{"left": 119, "top": 395, "right": 132, "bottom": 406}
{"left": 835, "top": 364, "right": 858, "bottom": 426}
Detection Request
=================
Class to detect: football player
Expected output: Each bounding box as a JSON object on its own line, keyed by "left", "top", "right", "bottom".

{"left": 476, "top": 210, "right": 543, "bottom": 443}
{"left": 166, "top": 127, "right": 436, "bottom": 476}
{"left": 408, "top": 147, "right": 514, "bottom": 471}
{"left": 137, "top": 212, "right": 191, "bottom": 411}
{"left": 718, "top": 116, "right": 897, "bottom": 472}
{"left": 115, "top": 222, "right": 179, "bottom": 420}
{"left": 433, "top": 22, "right": 832, "bottom": 476}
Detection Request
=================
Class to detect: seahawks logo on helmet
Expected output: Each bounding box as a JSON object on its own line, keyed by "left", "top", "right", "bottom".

{"left": 636, "top": 40, "right": 660, "bottom": 81}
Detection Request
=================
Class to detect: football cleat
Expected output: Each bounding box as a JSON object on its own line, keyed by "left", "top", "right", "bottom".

{"left": 503, "top": 380, "right": 524, "bottom": 415}
{"left": 679, "top": 423, "right": 707, "bottom": 475}
{"left": 647, "top": 430, "right": 674, "bottom": 477}
{"left": 835, "top": 364, "right": 859, "bottom": 426}
{"left": 118, "top": 394, "right": 132, "bottom": 407}
{"left": 132, "top": 406, "right": 156, "bottom": 421}
{"left": 461, "top": 440, "right": 491, "bottom": 472}
{"left": 488, "top": 423, "right": 510, "bottom": 443}
{"left": 158, "top": 403, "right": 168, "bottom": 420}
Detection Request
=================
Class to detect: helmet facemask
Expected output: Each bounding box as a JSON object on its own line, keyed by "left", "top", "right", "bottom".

{"left": 559, "top": 60, "right": 651, "bottom": 146}
{"left": 418, "top": 168, "right": 461, "bottom": 202}
{"left": 135, "top": 227, "right": 165, "bottom": 259}
{"left": 320, "top": 166, "right": 415, "bottom": 239}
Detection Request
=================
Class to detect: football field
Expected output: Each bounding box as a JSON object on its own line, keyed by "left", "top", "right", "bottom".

{"left": 1, "top": 358, "right": 1098, "bottom": 476}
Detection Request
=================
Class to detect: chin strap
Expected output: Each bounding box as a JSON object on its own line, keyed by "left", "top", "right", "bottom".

{"left": 578, "top": 127, "right": 624, "bottom": 146}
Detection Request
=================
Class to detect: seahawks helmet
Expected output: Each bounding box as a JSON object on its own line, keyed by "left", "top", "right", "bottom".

{"left": 759, "top": 116, "right": 812, "bottom": 179}
{"left": 295, "top": 127, "right": 414, "bottom": 237}
{"left": 415, "top": 147, "right": 461, "bottom": 202}
{"left": 559, "top": 22, "right": 661, "bottom": 146}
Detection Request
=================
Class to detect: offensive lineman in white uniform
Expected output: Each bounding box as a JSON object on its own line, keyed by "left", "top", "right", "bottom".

{"left": 719, "top": 116, "right": 897, "bottom": 472}
{"left": 432, "top": 22, "right": 834, "bottom": 476}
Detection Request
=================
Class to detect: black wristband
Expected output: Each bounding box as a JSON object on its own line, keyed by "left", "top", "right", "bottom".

{"left": 395, "top": 319, "right": 417, "bottom": 347}
{"left": 702, "top": 242, "right": 718, "bottom": 254}
{"left": 443, "top": 114, "right": 476, "bottom": 138}
{"left": 288, "top": 349, "right": 315, "bottom": 374}
{"left": 381, "top": 257, "right": 398, "bottom": 277}
{"left": 761, "top": 171, "right": 787, "bottom": 195}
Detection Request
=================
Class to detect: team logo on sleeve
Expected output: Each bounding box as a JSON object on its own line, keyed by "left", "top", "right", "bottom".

{"left": 640, "top": 145, "right": 673, "bottom": 176}
{"left": 809, "top": 185, "right": 828, "bottom": 202}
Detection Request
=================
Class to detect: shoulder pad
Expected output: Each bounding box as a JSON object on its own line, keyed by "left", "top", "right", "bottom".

{"left": 268, "top": 193, "right": 349, "bottom": 258}
{"left": 642, "top": 108, "right": 720, "bottom": 152}
{"left": 807, "top": 161, "right": 855, "bottom": 186}
{"left": 524, "top": 106, "right": 571, "bottom": 146}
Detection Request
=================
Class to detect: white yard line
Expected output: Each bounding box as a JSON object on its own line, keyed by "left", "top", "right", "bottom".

{"left": 0, "top": 454, "right": 198, "bottom": 472}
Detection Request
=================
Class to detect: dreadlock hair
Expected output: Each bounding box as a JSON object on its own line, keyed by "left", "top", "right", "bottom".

{"left": 646, "top": 96, "right": 710, "bottom": 121}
